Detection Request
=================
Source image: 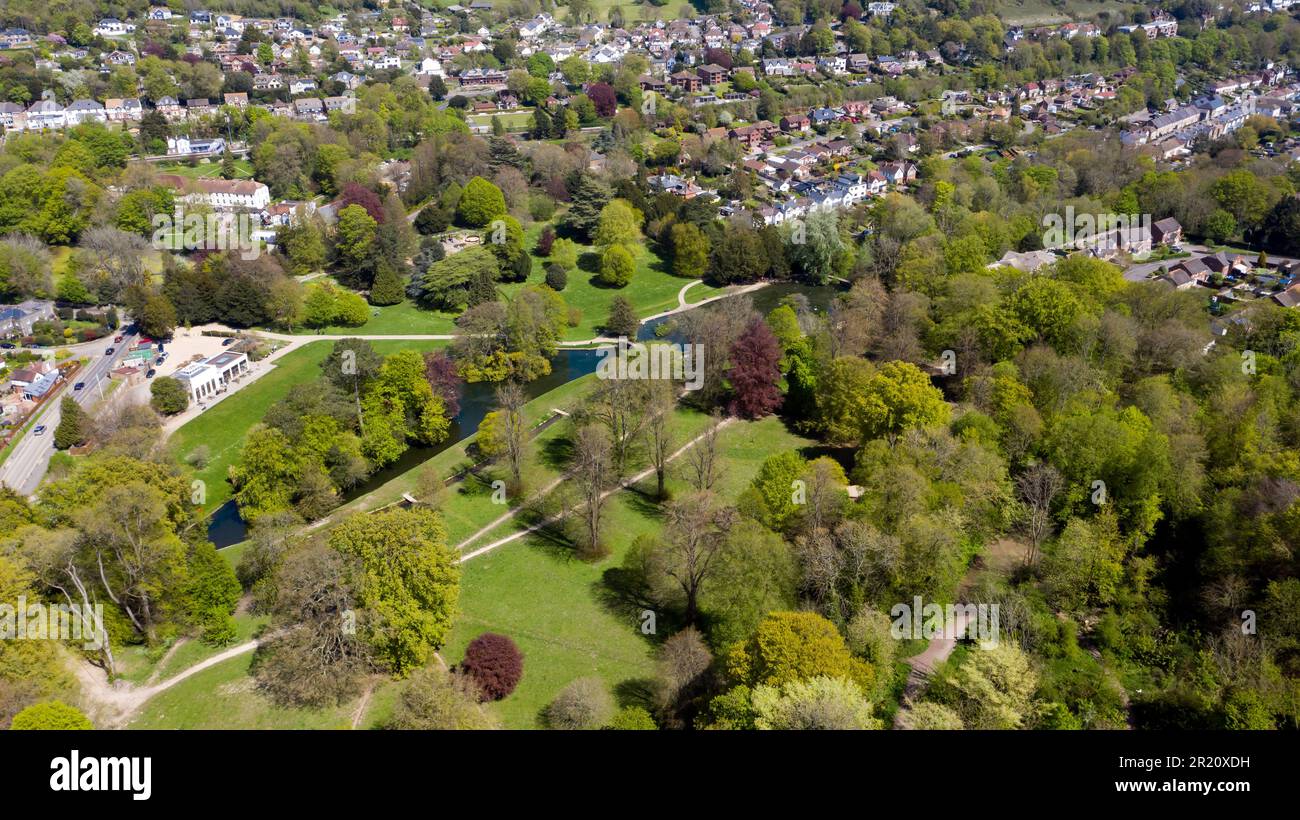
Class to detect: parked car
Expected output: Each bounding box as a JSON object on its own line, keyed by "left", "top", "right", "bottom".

{"left": 146, "top": 369, "right": 156, "bottom": 378}
{"left": 0, "top": 343, "right": 14, "bottom": 349}
{"left": 221, "top": 338, "right": 235, "bottom": 347}
{"left": 114, "top": 334, "right": 124, "bottom": 343}
{"left": 154, "top": 358, "right": 163, "bottom": 366}
{"left": 33, "top": 425, "right": 45, "bottom": 436}
{"left": 74, "top": 382, "right": 85, "bottom": 391}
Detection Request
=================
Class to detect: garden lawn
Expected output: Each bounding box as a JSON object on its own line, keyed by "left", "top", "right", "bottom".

{"left": 288, "top": 296, "right": 460, "bottom": 336}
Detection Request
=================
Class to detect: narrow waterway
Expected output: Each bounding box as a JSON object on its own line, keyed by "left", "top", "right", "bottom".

{"left": 210, "top": 281, "right": 844, "bottom": 548}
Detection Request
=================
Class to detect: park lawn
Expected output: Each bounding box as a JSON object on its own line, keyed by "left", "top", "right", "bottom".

{"left": 317, "top": 373, "right": 603, "bottom": 545}
{"left": 291, "top": 296, "right": 460, "bottom": 336}
{"left": 998, "top": 0, "right": 1140, "bottom": 24}
{"left": 127, "top": 649, "right": 397, "bottom": 730}
{"left": 112, "top": 612, "right": 269, "bottom": 685}
{"left": 442, "top": 413, "right": 816, "bottom": 729}
{"left": 156, "top": 158, "right": 254, "bottom": 180}
{"left": 442, "top": 502, "right": 661, "bottom": 729}
{"left": 171, "top": 338, "right": 447, "bottom": 514}
{"left": 505, "top": 230, "right": 721, "bottom": 340}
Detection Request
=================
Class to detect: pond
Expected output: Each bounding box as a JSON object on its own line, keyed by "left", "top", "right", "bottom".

{"left": 208, "top": 347, "right": 605, "bottom": 548}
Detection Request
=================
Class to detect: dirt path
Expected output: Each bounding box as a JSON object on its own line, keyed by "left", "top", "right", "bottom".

{"left": 76, "top": 637, "right": 267, "bottom": 728}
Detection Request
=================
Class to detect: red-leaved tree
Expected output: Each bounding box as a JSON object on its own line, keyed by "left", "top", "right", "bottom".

{"left": 340, "top": 183, "right": 385, "bottom": 223}
{"left": 726, "top": 318, "right": 783, "bottom": 419}
{"left": 586, "top": 82, "right": 617, "bottom": 118}
{"left": 423, "top": 349, "right": 464, "bottom": 417}
{"left": 460, "top": 633, "right": 524, "bottom": 701}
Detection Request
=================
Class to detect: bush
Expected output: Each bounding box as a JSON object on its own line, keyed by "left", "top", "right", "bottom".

{"left": 150, "top": 376, "right": 189, "bottom": 414}
{"left": 459, "top": 632, "right": 524, "bottom": 701}
{"left": 546, "top": 677, "right": 613, "bottom": 729}
{"left": 606, "top": 705, "right": 657, "bottom": 730}
{"left": 599, "top": 244, "right": 635, "bottom": 287}
{"left": 536, "top": 226, "right": 555, "bottom": 256}
{"left": 544, "top": 263, "right": 567, "bottom": 291}
{"left": 9, "top": 701, "right": 93, "bottom": 730}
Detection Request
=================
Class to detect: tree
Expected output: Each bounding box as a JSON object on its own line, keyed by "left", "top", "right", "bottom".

{"left": 897, "top": 701, "right": 964, "bottom": 730}
{"left": 387, "top": 666, "right": 497, "bottom": 729}
{"left": 570, "top": 424, "right": 612, "bottom": 558}
{"left": 814, "top": 357, "right": 876, "bottom": 445}
{"left": 727, "top": 318, "right": 782, "bottom": 419}
{"left": 752, "top": 675, "right": 880, "bottom": 730}
{"left": 9, "top": 701, "right": 93, "bottom": 730}
{"left": 494, "top": 382, "right": 527, "bottom": 488}
{"left": 456, "top": 176, "right": 508, "bottom": 228}
{"left": 683, "top": 411, "right": 724, "bottom": 492}
{"left": 334, "top": 204, "right": 378, "bottom": 274}
{"left": 605, "top": 296, "right": 638, "bottom": 338}
{"left": 1016, "top": 462, "right": 1063, "bottom": 566}
{"left": 53, "top": 398, "right": 90, "bottom": 450}
{"left": 586, "top": 82, "right": 617, "bottom": 117}
{"left": 939, "top": 642, "right": 1038, "bottom": 729}
{"left": 646, "top": 492, "right": 737, "bottom": 623}
{"left": 599, "top": 243, "right": 635, "bottom": 287}
{"left": 368, "top": 261, "right": 405, "bottom": 306}
{"left": 459, "top": 633, "right": 524, "bottom": 701}
{"left": 728, "top": 611, "right": 874, "bottom": 691}
{"left": 327, "top": 508, "right": 460, "bottom": 675}
{"left": 139, "top": 293, "right": 177, "bottom": 339}
{"left": 546, "top": 677, "right": 613, "bottom": 729}
{"left": 861, "top": 361, "right": 950, "bottom": 445}
{"left": 562, "top": 174, "right": 611, "bottom": 240}
{"left": 644, "top": 379, "right": 676, "bottom": 500}
{"left": 594, "top": 199, "right": 643, "bottom": 247}
{"left": 670, "top": 222, "right": 710, "bottom": 279}
{"left": 607, "top": 706, "right": 656, "bottom": 729}
{"left": 150, "top": 377, "right": 189, "bottom": 415}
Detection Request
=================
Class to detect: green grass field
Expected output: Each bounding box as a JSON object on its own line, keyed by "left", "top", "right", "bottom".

{"left": 155, "top": 158, "right": 254, "bottom": 180}
{"left": 997, "top": 0, "right": 1142, "bottom": 25}
{"left": 467, "top": 109, "right": 536, "bottom": 132}
{"left": 171, "top": 338, "right": 447, "bottom": 514}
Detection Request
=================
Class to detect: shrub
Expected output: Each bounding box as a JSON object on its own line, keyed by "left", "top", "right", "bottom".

{"left": 544, "top": 263, "right": 567, "bottom": 291}
{"left": 546, "top": 677, "right": 613, "bottom": 729}
{"left": 9, "top": 701, "right": 93, "bottom": 730}
{"left": 150, "top": 376, "right": 189, "bottom": 414}
{"left": 599, "top": 243, "right": 635, "bottom": 287}
{"left": 459, "top": 632, "right": 524, "bottom": 701}
{"left": 606, "top": 705, "right": 657, "bottom": 730}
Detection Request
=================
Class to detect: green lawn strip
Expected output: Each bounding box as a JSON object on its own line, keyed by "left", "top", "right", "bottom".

{"left": 289, "top": 296, "right": 461, "bottom": 336}
{"left": 127, "top": 649, "right": 396, "bottom": 730}
{"left": 111, "top": 612, "right": 268, "bottom": 686}
{"left": 171, "top": 338, "right": 447, "bottom": 514}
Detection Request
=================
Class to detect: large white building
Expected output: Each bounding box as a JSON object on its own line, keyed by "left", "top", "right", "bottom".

{"left": 172, "top": 351, "right": 249, "bottom": 404}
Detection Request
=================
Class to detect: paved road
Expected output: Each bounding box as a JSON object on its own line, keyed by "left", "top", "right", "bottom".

{"left": 1123, "top": 244, "right": 1300, "bottom": 283}
{"left": 0, "top": 332, "right": 138, "bottom": 495}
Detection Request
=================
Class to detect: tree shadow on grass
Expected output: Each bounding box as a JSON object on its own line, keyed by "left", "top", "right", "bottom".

{"left": 613, "top": 677, "right": 658, "bottom": 711}
{"left": 539, "top": 434, "right": 574, "bottom": 472}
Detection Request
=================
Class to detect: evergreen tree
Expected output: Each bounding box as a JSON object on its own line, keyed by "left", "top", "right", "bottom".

{"left": 369, "top": 261, "right": 406, "bottom": 306}
{"left": 563, "top": 173, "right": 611, "bottom": 241}
{"left": 605, "top": 296, "right": 638, "bottom": 338}
{"left": 53, "top": 397, "right": 89, "bottom": 450}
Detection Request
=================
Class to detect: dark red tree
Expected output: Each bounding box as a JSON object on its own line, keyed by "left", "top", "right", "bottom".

{"left": 586, "top": 82, "right": 618, "bottom": 118}
{"left": 460, "top": 633, "right": 524, "bottom": 701}
{"left": 340, "top": 183, "right": 385, "bottom": 223}
{"left": 536, "top": 226, "right": 555, "bottom": 256}
{"left": 726, "top": 318, "right": 783, "bottom": 420}
{"left": 841, "top": 0, "right": 863, "bottom": 20}
{"left": 423, "top": 349, "right": 464, "bottom": 417}
{"left": 704, "top": 48, "right": 733, "bottom": 70}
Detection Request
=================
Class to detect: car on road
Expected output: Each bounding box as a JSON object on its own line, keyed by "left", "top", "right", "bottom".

{"left": 33, "top": 425, "right": 45, "bottom": 436}
{"left": 0, "top": 342, "right": 14, "bottom": 349}
{"left": 105, "top": 347, "right": 114, "bottom": 355}
{"left": 114, "top": 335, "right": 124, "bottom": 343}
{"left": 146, "top": 369, "right": 156, "bottom": 378}
{"left": 74, "top": 382, "right": 85, "bottom": 391}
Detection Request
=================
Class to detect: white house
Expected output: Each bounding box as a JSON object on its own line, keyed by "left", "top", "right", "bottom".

{"left": 173, "top": 351, "right": 249, "bottom": 403}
